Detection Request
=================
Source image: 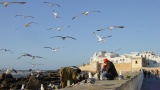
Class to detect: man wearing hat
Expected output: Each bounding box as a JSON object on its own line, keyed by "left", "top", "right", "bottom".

{"left": 101, "top": 58, "right": 118, "bottom": 80}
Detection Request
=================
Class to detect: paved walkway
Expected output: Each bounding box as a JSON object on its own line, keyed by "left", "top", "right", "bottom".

{"left": 141, "top": 77, "right": 160, "bottom": 90}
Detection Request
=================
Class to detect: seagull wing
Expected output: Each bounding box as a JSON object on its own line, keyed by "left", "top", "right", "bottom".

{"left": 22, "top": 53, "right": 32, "bottom": 56}
{"left": 96, "top": 28, "right": 107, "bottom": 31}
{"left": 66, "top": 36, "right": 77, "bottom": 40}
{"left": 17, "top": 55, "right": 23, "bottom": 60}
{"left": 15, "top": 15, "right": 23, "bottom": 17}
{"left": 114, "top": 26, "right": 124, "bottom": 28}
{"left": 9, "top": 2, "right": 26, "bottom": 4}
{"left": 54, "top": 3, "right": 60, "bottom": 7}
{"left": 102, "top": 35, "right": 112, "bottom": 39}
{"left": 29, "top": 22, "right": 37, "bottom": 24}
{"left": 89, "top": 11, "right": 101, "bottom": 13}
{"left": 35, "top": 64, "right": 44, "bottom": 65}
{"left": 12, "top": 68, "right": 17, "bottom": 73}
{"left": 0, "top": 2, "right": 4, "bottom": 4}
{"left": 50, "top": 36, "right": 62, "bottom": 38}
{"left": 43, "top": 2, "right": 52, "bottom": 4}
{"left": 72, "top": 13, "right": 82, "bottom": 20}
{"left": 8, "top": 50, "right": 14, "bottom": 53}
{"left": 93, "top": 32, "right": 104, "bottom": 42}
{"left": 0, "top": 49, "right": 5, "bottom": 51}
{"left": 34, "top": 56, "right": 46, "bottom": 59}
{"left": 47, "top": 27, "right": 54, "bottom": 30}
{"left": 44, "top": 47, "right": 52, "bottom": 49}
{"left": 17, "top": 53, "right": 32, "bottom": 59}
{"left": 93, "top": 32, "right": 102, "bottom": 40}
{"left": 26, "top": 16, "right": 34, "bottom": 18}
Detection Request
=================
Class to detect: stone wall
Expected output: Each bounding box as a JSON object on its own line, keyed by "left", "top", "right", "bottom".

{"left": 79, "top": 62, "right": 135, "bottom": 72}
{"left": 116, "top": 71, "right": 144, "bottom": 90}
{"left": 79, "top": 62, "right": 143, "bottom": 73}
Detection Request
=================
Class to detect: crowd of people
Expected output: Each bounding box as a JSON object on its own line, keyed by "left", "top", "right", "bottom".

{"left": 143, "top": 69, "right": 159, "bottom": 79}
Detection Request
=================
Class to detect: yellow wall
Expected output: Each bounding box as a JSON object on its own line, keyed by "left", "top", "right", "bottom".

{"left": 79, "top": 63, "right": 134, "bottom": 72}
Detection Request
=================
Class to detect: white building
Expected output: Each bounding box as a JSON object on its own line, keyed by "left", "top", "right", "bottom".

{"left": 90, "top": 51, "right": 160, "bottom": 67}
{"left": 140, "top": 51, "right": 160, "bottom": 67}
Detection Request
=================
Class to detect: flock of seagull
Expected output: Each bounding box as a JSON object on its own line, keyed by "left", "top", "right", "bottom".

{"left": 0, "top": 1, "right": 125, "bottom": 71}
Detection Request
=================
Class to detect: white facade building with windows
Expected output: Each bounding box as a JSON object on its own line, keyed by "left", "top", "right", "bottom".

{"left": 90, "top": 51, "right": 160, "bottom": 67}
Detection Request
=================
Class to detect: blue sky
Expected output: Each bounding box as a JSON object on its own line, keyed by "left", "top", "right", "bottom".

{"left": 0, "top": 0, "right": 160, "bottom": 70}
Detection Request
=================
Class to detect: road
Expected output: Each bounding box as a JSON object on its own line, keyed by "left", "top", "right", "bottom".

{"left": 141, "top": 76, "right": 160, "bottom": 90}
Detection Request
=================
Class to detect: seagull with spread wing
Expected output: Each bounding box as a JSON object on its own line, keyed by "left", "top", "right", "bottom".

{"left": 0, "top": 2, "right": 26, "bottom": 7}
{"left": 96, "top": 26, "right": 124, "bottom": 31}
{"left": 50, "top": 36, "right": 77, "bottom": 40}
{"left": 23, "top": 22, "right": 37, "bottom": 27}
{"left": 72, "top": 10, "right": 101, "bottom": 20}
{"left": 93, "top": 32, "right": 111, "bottom": 42}
{"left": 25, "top": 62, "right": 44, "bottom": 68}
{"left": 15, "top": 22, "right": 37, "bottom": 30}
{"left": 44, "top": 47, "right": 64, "bottom": 52}
{"left": 53, "top": 10, "right": 62, "bottom": 19}
{"left": 47, "top": 25, "right": 70, "bottom": 31}
{"left": 43, "top": 2, "right": 60, "bottom": 7}
{"left": 18, "top": 53, "right": 46, "bottom": 60}
{"left": 15, "top": 15, "right": 34, "bottom": 18}
{"left": 0, "top": 49, "right": 14, "bottom": 53}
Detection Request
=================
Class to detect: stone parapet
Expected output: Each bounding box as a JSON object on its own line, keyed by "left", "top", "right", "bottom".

{"left": 61, "top": 71, "right": 144, "bottom": 90}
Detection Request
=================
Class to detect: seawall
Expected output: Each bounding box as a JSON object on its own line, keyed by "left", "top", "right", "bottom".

{"left": 61, "top": 71, "right": 144, "bottom": 90}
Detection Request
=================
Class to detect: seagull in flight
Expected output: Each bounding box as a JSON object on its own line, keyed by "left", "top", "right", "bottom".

{"left": 93, "top": 32, "right": 111, "bottom": 42}
{"left": 47, "top": 25, "right": 70, "bottom": 31}
{"left": 0, "top": 49, "right": 14, "bottom": 53}
{"left": 43, "top": 2, "right": 60, "bottom": 7}
{"left": 44, "top": 47, "right": 64, "bottom": 52}
{"left": 23, "top": 22, "right": 37, "bottom": 27}
{"left": 50, "top": 36, "right": 77, "bottom": 40}
{"left": 18, "top": 53, "right": 46, "bottom": 60}
{"left": 15, "top": 15, "right": 34, "bottom": 18}
{"left": 96, "top": 26, "right": 124, "bottom": 31}
{"left": 25, "top": 62, "right": 44, "bottom": 68}
{"left": 15, "top": 22, "right": 37, "bottom": 30}
{"left": 72, "top": 10, "right": 101, "bottom": 20}
{"left": 53, "top": 10, "right": 62, "bottom": 20}
{"left": 0, "top": 2, "right": 26, "bottom": 7}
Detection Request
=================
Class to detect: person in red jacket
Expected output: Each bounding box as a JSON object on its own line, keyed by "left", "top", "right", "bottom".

{"left": 101, "top": 58, "right": 118, "bottom": 80}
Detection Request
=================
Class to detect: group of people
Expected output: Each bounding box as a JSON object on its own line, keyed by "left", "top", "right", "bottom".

{"left": 59, "top": 58, "right": 118, "bottom": 88}
{"left": 143, "top": 69, "right": 159, "bottom": 79}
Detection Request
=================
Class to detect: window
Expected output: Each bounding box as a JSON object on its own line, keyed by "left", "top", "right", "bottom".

{"left": 135, "top": 61, "right": 138, "bottom": 64}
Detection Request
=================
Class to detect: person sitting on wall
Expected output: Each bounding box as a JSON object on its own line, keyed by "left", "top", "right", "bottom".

{"left": 101, "top": 58, "right": 118, "bottom": 80}
{"left": 59, "top": 66, "right": 82, "bottom": 88}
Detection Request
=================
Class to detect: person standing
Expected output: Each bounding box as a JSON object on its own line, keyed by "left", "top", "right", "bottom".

{"left": 59, "top": 66, "right": 82, "bottom": 88}
{"left": 101, "top": 58, "right": 118, "bottom": 80}
{"left": 155, "top": 69, "right": 159, "bottom": 80}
